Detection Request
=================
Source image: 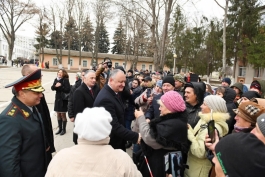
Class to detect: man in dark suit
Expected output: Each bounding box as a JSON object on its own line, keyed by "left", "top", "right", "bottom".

{"left": 0, "top": 69, "right": 47, "bottom": 177}
{"left": 73, "top": 70, "right": 99, "bottom": 144}
{"left": 94, "top": 69, "right": 141, "bottom": 151}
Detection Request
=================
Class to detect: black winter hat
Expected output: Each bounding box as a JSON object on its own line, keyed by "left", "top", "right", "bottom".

{"left": 162, "top": 76, "right": 175, "bottom": 87}
{"left": 115, "top": 66, "right": 125, "bottom": 74}
{"left": 127, "top": 69, "right": 133, "bottom": 74}
{"left": 242, "top": 91, "right": 261, "bottom": 100}
{"left": 215, "top": 133, "right": 265, "bottom": 177}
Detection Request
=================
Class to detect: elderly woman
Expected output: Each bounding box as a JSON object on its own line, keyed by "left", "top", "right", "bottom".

{"left": 134, "top": 90, "right": 188, "bottom": 177}
{"left": 184, "top": 95, "right": 230, "bottom": 177}
{"left": 232, "top": 101, "right": 265, "bottom": 133}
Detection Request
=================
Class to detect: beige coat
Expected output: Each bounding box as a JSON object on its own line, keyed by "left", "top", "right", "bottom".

{"left": 184, "top": 112, "right": 229, "bottom": 177}
{"left": 45, "top": 138, "right": 142, "bottom": 177}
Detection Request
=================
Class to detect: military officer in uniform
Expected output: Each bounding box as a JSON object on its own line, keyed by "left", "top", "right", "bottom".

{"left": 0, "top": 69, "right": 47, "bottom": 177}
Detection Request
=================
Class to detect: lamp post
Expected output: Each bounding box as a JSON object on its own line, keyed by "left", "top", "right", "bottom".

{"left": 173, "top": 54, "right": 177, "bottom": 74}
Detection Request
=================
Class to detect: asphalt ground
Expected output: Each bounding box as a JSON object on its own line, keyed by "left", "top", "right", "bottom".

{"left": 0, "top": 67, "right": 133, "bottom": 157}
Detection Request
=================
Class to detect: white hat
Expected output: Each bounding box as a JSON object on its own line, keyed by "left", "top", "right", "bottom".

{"left": 204, "top": 95, "right": 227, "bottom": 113}
{"left": 74, "top": 107, "right": 112, "bottom": 141}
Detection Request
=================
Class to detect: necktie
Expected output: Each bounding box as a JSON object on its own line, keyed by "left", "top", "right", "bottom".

{"left": 90, "top": 89, "right": 94, "bottom": 98}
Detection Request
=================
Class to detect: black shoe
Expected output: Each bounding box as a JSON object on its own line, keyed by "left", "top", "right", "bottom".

{"left": 125, "top": 142, "right": 132, "bottom": 149}
{"left": 55, "top": 129, "right": 62, "bottom": 135}
{"left": 60, "top": 130, "right": 66, "bottom": 135}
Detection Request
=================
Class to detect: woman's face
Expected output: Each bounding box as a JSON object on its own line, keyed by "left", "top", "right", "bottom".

{"left": 200, "top": 102, "right": 211, "bottom": 114}
{"left": 234, "top": 114, "right": 251, "bottom": 128}
{"left": 159, "top": 101, "right": 171, "bottom": 116}
{"left": 57, "top": 70, "right": 63, "bottom": 78}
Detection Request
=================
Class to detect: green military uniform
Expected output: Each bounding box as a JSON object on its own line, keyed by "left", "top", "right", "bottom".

{"left": 0, "top": 69, "right": 47, "bottom": 177}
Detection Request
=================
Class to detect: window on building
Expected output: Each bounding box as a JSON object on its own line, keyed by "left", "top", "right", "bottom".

{"left": 70, "top": 59, "right": 73, "bottom": 66}
{"left": 115, "top": 63, "right": 119, "bottom": 67}
{"left": 83, "top": 60, "right": 88, "bottom": 67}
{"left": 238, "top": 67, "right": 246, "bottom": 77}
{"left": 149, "top": 65, "right": 152, "bottom": 72}
{"left": 254, "top": 67, "right": 264, "bottom": 78}
{"left": 53, "top": 58, "right": 58, "bottom": 66}
{"left": 142, "top": 64, "right": 145, "bottom": 70}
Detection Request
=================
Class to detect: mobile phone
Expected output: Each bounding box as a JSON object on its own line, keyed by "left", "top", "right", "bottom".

{"left": 208, "top": 109, "right": 215, "bottom": 143}
{"left": 135, "top": 103, "right": 140, "bottom": 111}
{"left": 146, "top": 88, "right": 151, "bottom": 98}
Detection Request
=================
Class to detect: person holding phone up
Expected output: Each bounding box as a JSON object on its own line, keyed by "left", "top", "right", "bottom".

{"left": 184, "top": 95, "right": 230, "bottom": 177}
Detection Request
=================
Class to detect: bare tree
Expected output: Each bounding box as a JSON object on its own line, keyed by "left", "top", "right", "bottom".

{"left": 113, "top": 0, "right": 177, "bottom": 71}
{"left": 73, "top": 0, "right": 87, "bottom": 70}
{"left": 214, "top": 0, "right": 229, "bottom": 79}
{"left": 49, "top": 0, "right": 65, "bottom": 67}
{"left": 92, "top": 0, "right": 112, "bottom": 64}
{"left": 0, "top": 0, "right": 38, "bottom": 63}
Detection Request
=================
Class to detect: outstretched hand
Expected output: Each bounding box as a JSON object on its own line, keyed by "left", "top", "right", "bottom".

{"left": 134, "top": 107, "right": 144, "bottom": 119}
{"left": 205, "top": 129, "right": 220, "bottom": 152}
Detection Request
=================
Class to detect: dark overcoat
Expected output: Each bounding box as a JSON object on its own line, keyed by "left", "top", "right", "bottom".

{"left": 0, "top": 97, "right": 47, "bottom": 177}
{"left": 93, "top": 84, "right": 139, "bottom": 151}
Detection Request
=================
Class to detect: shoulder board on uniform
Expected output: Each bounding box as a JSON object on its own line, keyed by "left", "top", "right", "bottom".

{"left": 6, "top": 105, "right": 18, "bottom": 117}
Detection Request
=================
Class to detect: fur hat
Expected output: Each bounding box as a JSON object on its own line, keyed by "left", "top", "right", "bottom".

{"left": 233, "top": 101, "right": 265, "bottom": 126}
{"left": 204, "top": 95, "right": 227, "bottom": 113}
{"left": 215, "top": 133, "right": 265, "bottom": 177}
{"left": 74, "top": 107, "right": 112, "bottom": 141}
{"left": 222, "top": 77, "right": 231, "bottom": 86}
{"left": 162, "top": 76, "right": 175, "bottom": 87}
{"left": 174, "top": 74, "right": 185, "bottom": 84}
{"left": 160, "top": 91, "right": 185, "bottom": 112}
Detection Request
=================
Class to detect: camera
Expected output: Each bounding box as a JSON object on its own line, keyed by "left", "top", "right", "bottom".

{"left": 103, "top": 57, "right": 112, "bottom": 68}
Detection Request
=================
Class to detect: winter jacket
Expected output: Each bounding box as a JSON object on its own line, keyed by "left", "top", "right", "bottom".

{"left": 45, "top": 138, "right": 142, "bottom": 177}
{"left": 223, "top": 87, "right": 237, "bottom": 134}
{"left": 134, "top": 87, "right": 155, "bottom": 113}
{"left": 144, "top": 93, "right": 162, "bottom": 120}
{"left": 184, "top": 112, "right": 229, "bottom": 177}
{"left": 184, "top": 82, "right": 206, "bottom": 128}
{"left": 125, "top": 85, "right": 142, "bottom": 121}
{"left": 136, "top": 112, "right": 189, "bottom": 177}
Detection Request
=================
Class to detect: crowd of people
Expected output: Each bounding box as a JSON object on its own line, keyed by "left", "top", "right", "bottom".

{"left": 1, "top": 59, "right": 265, "bottom": 177}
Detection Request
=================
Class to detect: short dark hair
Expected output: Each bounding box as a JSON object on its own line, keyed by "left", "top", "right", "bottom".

{"left": 133, "top": 78, "right": 140, "bottom": 86}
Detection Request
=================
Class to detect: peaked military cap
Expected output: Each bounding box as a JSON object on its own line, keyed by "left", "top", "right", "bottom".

{"left": 5, "top": 69, "right": 45, "bottom": 92}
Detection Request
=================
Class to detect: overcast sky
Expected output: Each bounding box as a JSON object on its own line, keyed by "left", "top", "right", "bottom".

{"left": 17, "top": 0, "right": 226, "bottom": 39}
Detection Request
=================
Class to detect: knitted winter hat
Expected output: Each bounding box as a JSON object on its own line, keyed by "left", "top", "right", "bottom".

{"left": 204, "top": 95, "right": 227, "bottom": 113}
{"left": 162, "top": 76, "right": 175, "bottom": 87}
{"left": 174, "top": 74, "right": 186, "bottom": 84}
{"left": 160, "top": 90, "right": 185, "bottom": 112}
{"left": 156, "top": 80, "right": 162, "bottom": 88}
{"left": 215, "top": 133, "right": 265, "bottom": 177}
{"left": 222, "top": 77, "right": 231, "bottom": 86}
{"left": 257, "top": 113, "right": 265, "bottom": 137}
{"left": 233, "top": 101, "right": 265, "bottom": 126}
{"left": 250, "top": 81, "right": 261, "bottom": 92}
{"left": 74, "top": 107, "right": 112, "bottom": 141}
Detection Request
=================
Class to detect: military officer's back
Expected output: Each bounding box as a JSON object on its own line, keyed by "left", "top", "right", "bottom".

{"left": 0, "top": 69, "right": 47, "bottom": 177}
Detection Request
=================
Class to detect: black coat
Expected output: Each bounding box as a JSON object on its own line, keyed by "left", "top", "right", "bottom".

{"left": 139, "top": 112, "right": 189, "bottom": 177}
{"left": 73, "top": 82, "right": 100, "bottom": 117}
{"left": 68, "top": 79, "right": 82, "bottom": 118}
{"left": 93, "top": 84, "right": 139, "bottom": 151}
{"left": 0, "top": 97, "right": 47, "bottom": 177}
{"left": 145, "top": 93, "right": 163, "bottom": 120}
{"left": 36, "top": 94, "right": 55, "bottom": 164}
{"left": 51, "top": 78, "right": 71, "bottom": 112}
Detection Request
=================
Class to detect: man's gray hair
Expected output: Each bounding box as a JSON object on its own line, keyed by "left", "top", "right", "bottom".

{"left": 109, "top": 69, "right": 124, "bottom": 79}
{"left": 84, "top": 70, "right": 95, "bottom": 77}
